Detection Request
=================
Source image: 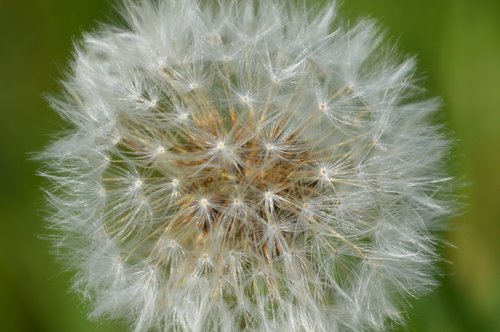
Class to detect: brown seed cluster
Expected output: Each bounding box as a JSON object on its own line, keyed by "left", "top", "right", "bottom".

{"left": 110, "top": 85, "right": 323, "bottom": 264}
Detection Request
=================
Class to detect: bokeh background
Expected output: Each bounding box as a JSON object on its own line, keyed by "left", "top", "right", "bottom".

{"left": 1, "top": 0, "right": 499, "bottom": 331}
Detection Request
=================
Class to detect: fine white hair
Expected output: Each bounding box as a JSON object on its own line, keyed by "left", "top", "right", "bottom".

{"left": 39, "top": 1, "right": 454, "bottom": 331}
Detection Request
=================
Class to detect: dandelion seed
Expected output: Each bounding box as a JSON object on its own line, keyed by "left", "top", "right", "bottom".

{"left": 154, "top": 146, "right": 165, "bottom": 156}
{"left": 38, "top": 1, "right": 455, "bottom": 331}
{"left": 133, "top": 179, "right": 143, "bottom": 189}
{"left": 178, "top": 112, "right": 189, "bottom": 121}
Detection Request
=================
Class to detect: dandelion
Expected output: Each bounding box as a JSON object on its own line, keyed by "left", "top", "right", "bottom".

{"left": 39, "top": 0, "right": 454, "bottom": 331}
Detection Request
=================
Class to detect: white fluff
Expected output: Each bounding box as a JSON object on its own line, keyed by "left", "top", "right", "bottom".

{"left": 39, "top": 1, "right": 454, "bottom": 331}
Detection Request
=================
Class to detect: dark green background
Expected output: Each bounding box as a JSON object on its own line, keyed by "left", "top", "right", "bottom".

{"left": 1, "top": 0, "right": 499, "bottom": 331}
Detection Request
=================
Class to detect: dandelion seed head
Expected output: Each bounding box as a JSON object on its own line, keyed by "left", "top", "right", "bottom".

{"left": 39, "top": 0, "right": 455, "bottom": 331}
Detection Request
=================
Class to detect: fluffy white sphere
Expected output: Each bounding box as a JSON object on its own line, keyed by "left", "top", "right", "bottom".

{"left": 40, "top": 1, "right": 454, "bottom": 331}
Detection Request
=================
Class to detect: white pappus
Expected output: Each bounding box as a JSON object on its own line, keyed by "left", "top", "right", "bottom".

{"left": 39, "top": 0, "right": 455, "bottom": 331}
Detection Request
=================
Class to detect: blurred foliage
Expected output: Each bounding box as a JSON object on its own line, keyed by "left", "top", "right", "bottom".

{"left": 0, "top": 0, "right": 498, "bottom": 331}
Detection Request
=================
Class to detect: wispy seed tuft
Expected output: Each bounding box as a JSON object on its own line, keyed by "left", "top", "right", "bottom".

{"left": 38, "top": 1, "right": 455, "bottom": 331}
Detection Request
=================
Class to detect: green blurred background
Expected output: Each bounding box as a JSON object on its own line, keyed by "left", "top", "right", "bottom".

{"left": 0, "top": 0, "right": 499, "bottom": 331}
